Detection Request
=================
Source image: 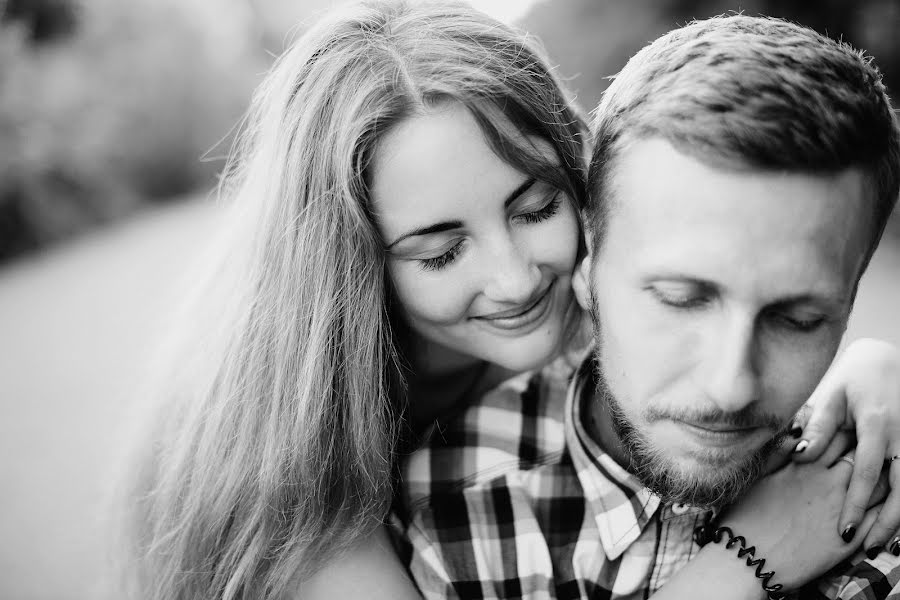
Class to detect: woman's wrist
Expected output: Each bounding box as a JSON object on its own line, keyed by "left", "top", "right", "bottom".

{"left": 694, "top": 523, "right": 786, "bottom": 600}
{"left": 651, "top": 540, "right": 767, "bottom": 600}
{"left": 693, "top": 542, "right": 769, "bottom": 600}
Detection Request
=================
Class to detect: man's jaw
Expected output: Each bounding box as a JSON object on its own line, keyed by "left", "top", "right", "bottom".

{"left": 589, "top": 363, "right": 790, "bottom": 508}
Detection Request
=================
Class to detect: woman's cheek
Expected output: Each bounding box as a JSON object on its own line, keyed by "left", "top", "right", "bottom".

{"left": 388, "top": 262, "right": 474, "bottom": 326}
{"left": 532, "top": 206, "right": 581, "bottom": 272}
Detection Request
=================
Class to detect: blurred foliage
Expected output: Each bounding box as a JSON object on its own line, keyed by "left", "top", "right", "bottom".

{"left": 0, "top": 0, "right": 265, "bottom": 261}
{"left": 523, "top": 0, "right": 900, "bottom": 238}
{"left": 0, "top": 0, "right": 898, "bottom": 263}
{"left": 523, "top": 0, "right": 900, "bottom": 116}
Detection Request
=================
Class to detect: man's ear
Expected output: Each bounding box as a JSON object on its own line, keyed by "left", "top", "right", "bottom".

{"left": 572, "top": 230, "right": 594, "bottom": 312}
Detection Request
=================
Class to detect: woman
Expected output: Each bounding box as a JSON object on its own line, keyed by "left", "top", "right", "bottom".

{"left": 119, "top": 2, "right": 900, "bottom": 599}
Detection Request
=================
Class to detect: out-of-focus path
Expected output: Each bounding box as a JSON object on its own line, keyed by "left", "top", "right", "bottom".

{"left": 0, "top": 200, "right": 898, "bottom": 600}
{"left": 0, "top": 198, "right": 221, "bottom": 600}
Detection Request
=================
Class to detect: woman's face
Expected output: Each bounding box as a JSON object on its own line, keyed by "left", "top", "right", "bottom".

{"left": 370, "top": 102, "right": 580, "bottom": 373}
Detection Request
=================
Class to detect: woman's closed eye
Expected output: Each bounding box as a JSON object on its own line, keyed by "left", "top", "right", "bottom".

{"left": 514, "top": 193, "right": 562, "bottom": 225}
{"left": 419, "top": 240, "right": 465, "bottom": 271}
{"left": 416, "top": 191, "right": 564, "bottom": 272}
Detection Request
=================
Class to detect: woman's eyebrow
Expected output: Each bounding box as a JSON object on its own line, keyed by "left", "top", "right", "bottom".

{"left": 386, "top": 177, "right": 538, "bottom": 249}
{"left": 504, "top": 177, "right": 537, "bottom": 208}
{"left": 386, "top": 220, "right": 463, "bottom": 249}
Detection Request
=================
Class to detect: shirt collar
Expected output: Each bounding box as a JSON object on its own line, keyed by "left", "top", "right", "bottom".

{"left": 565, "top": 355, "right": 663, "bottom": 561}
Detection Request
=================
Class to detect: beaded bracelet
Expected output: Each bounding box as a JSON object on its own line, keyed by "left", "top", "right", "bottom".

{"left": 693, "top": 522, "right": 786, "bottom": 600}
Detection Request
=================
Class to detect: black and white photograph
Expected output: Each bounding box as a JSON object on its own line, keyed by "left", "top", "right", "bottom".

{"left": 2, "top": 1, "right": 900, "bottom": 599}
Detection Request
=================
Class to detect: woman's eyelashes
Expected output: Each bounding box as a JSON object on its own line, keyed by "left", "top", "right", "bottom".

{"left": 416, "top": 191, "right": 563, "bottom": 272}
{"left": 420, "top": 241, "right": 464, "bottom": 271}
{"left": 515, "top": 194, "right": 562, "bottom": 224}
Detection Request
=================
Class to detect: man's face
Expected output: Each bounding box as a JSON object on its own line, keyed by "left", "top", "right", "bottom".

{"left": 574, "top": 138, "right": 871, "bottom": 506}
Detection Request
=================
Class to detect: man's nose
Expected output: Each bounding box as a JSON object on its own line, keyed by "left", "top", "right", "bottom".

{"left": 702, "top": 314, "right": 760, "bottom": 413}
{"left": 482, "top": 237, "right": 542, "bottom": 304}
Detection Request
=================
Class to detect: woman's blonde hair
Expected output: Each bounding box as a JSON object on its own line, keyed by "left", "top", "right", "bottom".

{"left": 119, "top": 1, "right": 587, "bottom": 598}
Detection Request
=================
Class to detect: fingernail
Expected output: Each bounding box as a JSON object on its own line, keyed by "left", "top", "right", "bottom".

{"left": 866, "top": 546, "right": 882, "bottom": 560}
{"left": 793, "top": 439, "right": 809, "bottom": 453}
{"left": 841, "top": 525, "right": 857, "bottom": 542}
{"left": 890, "top": 539, "right": 900, "bottom": 556}
{"left": 789, "top": 424, "right": 802, "bottom": 438}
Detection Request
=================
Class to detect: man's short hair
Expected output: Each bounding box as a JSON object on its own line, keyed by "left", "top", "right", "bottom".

{"left": 587, "top": 15, "right": 900, "bottom": 265}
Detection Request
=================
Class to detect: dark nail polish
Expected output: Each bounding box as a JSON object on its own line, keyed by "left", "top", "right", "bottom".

{"left": 789, "top": 424, "right": 802, "bottom": 438}
{"left": 890, "top": 540, "right": 900, "bottom": 556}
{"left": 841, "top": 525, "right": 857, "bottom": 542}
{"left": 866, "top": 546, "right": 882, "bottom": 560}
{"left": 793, "top": 440, "right": 809, "bottom": 453}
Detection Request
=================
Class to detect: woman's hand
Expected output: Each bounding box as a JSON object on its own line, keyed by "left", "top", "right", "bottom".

{"left": 716, "top": 431, "right": 888, "bottom": 593}
{"left": 790, "top": 338, "right": 900, "bottom": 555}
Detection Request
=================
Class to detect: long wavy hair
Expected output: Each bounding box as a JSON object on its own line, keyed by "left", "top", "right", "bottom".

{"left": 118, "top": 2, "right": 587, "bottom": 598}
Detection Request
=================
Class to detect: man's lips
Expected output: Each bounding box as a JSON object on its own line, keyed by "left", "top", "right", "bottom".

{"left": 675, "top": 420, "right": 758, "bottom": 433}
{"left": 474, "top": 282, "right": 553, "bottom": 321}
{"left": 669, "top": 419, "right": 767, "bottom": 448}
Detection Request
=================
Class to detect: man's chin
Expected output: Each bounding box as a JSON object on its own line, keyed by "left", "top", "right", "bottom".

{"left": 678, "top": 442, "right": 765, "bottom": 469}
{"left": 626, "top": 438, "right": 777, "bottom": 508}
{"left": 641, "top": 459, "right": 763, "bottom": 508}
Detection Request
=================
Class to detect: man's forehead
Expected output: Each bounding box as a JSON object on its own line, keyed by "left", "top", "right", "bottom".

{"left": 597, "top": 138, "right": 871, "bottom": 292}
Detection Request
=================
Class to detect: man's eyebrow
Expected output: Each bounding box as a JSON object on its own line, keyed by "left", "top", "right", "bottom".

{"left": 766, "top": 294, "right": 848, "bottom": 312}
{"left": 385, "top": 177, "right": 537, "bottom": 249}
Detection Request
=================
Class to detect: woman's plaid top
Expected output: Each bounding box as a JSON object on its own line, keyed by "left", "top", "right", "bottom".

{"left": 396, "top": 356, "right": 900, "bottom": 600}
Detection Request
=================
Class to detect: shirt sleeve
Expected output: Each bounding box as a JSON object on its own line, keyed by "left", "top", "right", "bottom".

{"left": 811, "top": 554, "right": 900, "bottom": 599}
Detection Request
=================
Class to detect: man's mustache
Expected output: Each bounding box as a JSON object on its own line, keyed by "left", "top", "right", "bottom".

{"left": 643, "top": 405, "right": 785, "bottom": 432}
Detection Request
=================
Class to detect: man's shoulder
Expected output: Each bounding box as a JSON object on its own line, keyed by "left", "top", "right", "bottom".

{"left": 401, "top": 357, "right": 577, "bottom": 508}
{"left": 809, "top": 551, "right": 900, "bottom": 599}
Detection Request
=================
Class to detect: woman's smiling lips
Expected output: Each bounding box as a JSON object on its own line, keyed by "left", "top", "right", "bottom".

{"left": 471, "top": 280, "right": 556, "bottom": 332}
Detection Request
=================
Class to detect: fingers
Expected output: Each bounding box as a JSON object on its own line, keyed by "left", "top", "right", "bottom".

{"left": 862, "top": 458, "right": 900, "bottom": 558}
{"left": 819, "top": 430, "right": 854, "bottom": 467}
{"left": 762, "top": 433, "right": 797, "bottom": 476}
{"left": 852, "top": 502, "right": 884, "bottom": 550}
{"left": 838, "top": 426, "right": 888, "bottom": 538}
{"left": 791, "top": 374, "right": 847, "bottom": 463}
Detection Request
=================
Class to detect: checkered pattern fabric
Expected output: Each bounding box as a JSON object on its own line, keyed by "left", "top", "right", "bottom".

{"left": 396, "top": 356, "right": 900, "bottom": 600}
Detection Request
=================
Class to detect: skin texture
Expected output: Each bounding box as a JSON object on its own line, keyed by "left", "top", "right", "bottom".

{"left": 792, "top": 338, "right": 900, "bottom": 550}
{"left": 298, "top": 135, "right": 900, "bottom": 600}
{"left": 370, "top": 102, "right": 580, "bottom": 376}
{"left": 574, "top": 137, "right": 871, "bottom": 507}
{"left": 297, "top": 133, "right": 888, "bottom": 599}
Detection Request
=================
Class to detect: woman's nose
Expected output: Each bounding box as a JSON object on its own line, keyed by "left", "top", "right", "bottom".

{"left": 482, "top": 239, "right": 542, "bottom": 304}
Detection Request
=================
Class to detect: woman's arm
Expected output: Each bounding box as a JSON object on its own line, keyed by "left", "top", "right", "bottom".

{"left": 789, "top": 338, "right": 900, "bottom": 552}
{"left": 293, "top": 525, "right": 422, "bottom": 600}
{"left": 649, "top": 431, "right": 887, "bottom": 600}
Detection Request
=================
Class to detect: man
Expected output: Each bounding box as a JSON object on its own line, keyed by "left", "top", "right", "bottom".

{"left": 399, "top": 15, "right": 900, "bottom": 600}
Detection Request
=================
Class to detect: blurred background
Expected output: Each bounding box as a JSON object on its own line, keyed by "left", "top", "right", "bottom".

{"left": 0, "top": 0, "right": 898, "bottom": 598}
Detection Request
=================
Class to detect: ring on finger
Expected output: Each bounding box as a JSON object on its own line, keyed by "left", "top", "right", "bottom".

{"left": 838, "top": 454, "right": 855, "bottom": 467}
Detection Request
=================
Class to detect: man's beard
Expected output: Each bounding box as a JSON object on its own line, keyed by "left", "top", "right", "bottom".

{"left": 588, "top": 294, "right": 790, "bottom": 508}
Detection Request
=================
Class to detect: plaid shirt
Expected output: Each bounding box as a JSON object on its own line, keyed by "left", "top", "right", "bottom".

{"left": 396, "top": 356, "right": 900, "bottom": 600}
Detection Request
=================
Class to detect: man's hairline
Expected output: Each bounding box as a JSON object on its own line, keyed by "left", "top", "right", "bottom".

{"left": 584, "top": 133, "right": 883, "bottom": 272}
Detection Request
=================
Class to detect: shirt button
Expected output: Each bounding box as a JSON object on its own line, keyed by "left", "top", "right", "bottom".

{"left": 671, "top": 503, "right": 690, "bottom": 515}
